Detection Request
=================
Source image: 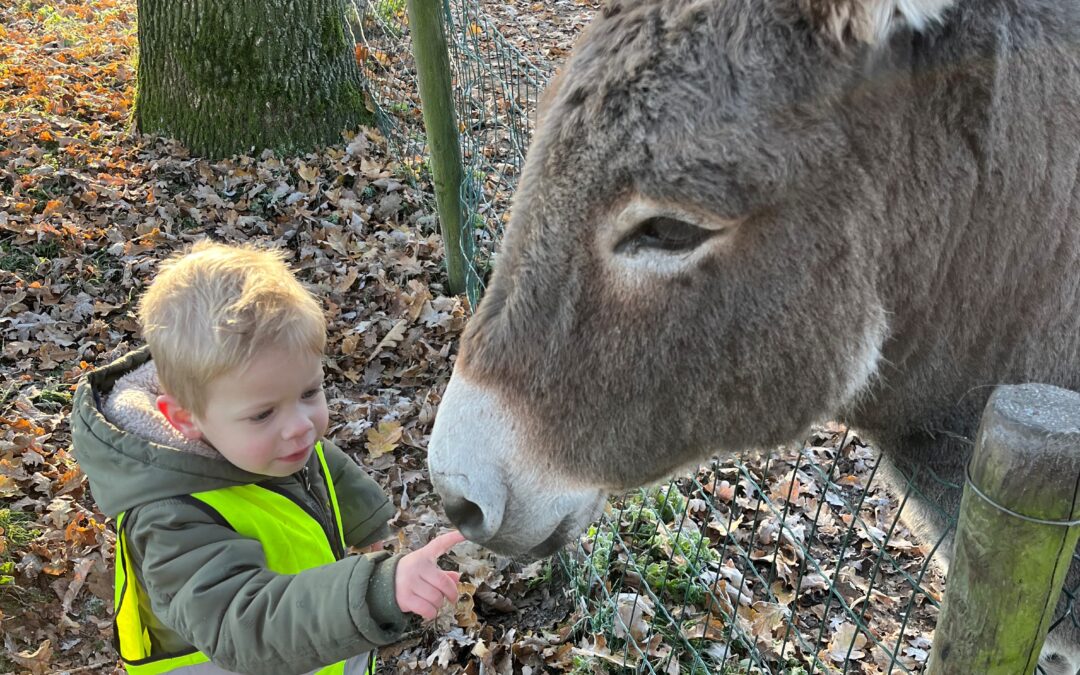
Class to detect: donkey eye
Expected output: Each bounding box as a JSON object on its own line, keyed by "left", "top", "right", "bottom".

{"left": 616, "top": 216, "right": 714, "bottom": 254}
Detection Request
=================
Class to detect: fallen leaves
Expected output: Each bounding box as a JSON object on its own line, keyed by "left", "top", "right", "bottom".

{"left": 612, "top": 592, "right": 654, "bottom": 643}
{"left": 365, "top": 420, "right": 403, "bottom": 458}
{"left": 370, "top": 318, "right": 408, "bottom": 360}
{"left": 5, "top": 637, "right": 53, "bottom": 675}
{"left": 824, "top": 623, "right": 868, "bottom": 664}
{"left": 3, "top": 0, "right": 479, "bottom": 669}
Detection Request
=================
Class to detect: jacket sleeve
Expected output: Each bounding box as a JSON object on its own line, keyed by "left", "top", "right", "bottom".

{"left": 321, "top": 438, "right": 396, "bottom": 548}
{"left": 125, "top": 497, "right": 410, "bottom": 675}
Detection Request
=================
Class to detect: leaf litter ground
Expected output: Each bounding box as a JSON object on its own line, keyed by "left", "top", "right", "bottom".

{"left": 0, "top": 1, "right": 942, "bottom": 673}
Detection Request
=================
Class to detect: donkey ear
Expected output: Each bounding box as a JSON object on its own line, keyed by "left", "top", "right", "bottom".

{"left": 800, "top": 0, "right": 954, "bottom": 45}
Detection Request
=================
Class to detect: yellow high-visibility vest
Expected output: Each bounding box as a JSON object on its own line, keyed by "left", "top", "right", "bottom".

{"left": 113, "top": 442, "right": 374, "bottom": 675}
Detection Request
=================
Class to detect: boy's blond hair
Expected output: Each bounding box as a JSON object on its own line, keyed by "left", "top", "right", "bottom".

{"left": 139, "top": 240, "right": 326, "bottom": 415}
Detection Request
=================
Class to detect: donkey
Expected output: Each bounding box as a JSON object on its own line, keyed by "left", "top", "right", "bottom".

{"left": 427, "top": 0, "right": 1080, "bottom": 667}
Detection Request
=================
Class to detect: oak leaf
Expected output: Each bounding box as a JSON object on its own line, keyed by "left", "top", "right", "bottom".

{"left": 365, "top": 421, "right": 403, "bottom": 458}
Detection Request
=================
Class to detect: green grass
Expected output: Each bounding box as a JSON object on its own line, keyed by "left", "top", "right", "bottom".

{"left": 371, "top": 0, "right": 406, "bottom": 29}
{"left": 0, "top": 242, "right": 37, "bottom": 274}
{"left": 32, "top": 383, "right": 72, "bottom": 412}
{"left": 31, "top": 238, "right": 61, "bottom": 259}
{"left": 1, "top": 509, "right": 41, "bottom": 574}
{"left": 564, "top": 483, "right": 739, "bottom": 673}
{"left": 525, "top": 558, "right": 555, "bottom": 591}
{"left": 31, "top": 3, "right": 135, "bottom": 45}
{"left": 34, "top": 5, "right": 82, "bottom": 46}
{"left": 0, "top": 237, "right": 66, "bottom": 274}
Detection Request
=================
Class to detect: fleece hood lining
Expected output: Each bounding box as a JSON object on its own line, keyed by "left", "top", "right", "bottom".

{"left": 103, "top": 360, "right": 224, "bottom": 460}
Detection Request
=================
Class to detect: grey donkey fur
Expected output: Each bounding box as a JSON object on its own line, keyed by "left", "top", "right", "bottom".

{"left": 428, "top": 0, "right": 1080, "bottom": 669}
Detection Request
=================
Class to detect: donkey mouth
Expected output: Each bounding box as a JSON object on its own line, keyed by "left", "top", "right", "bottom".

{"left": 525, "top": 518, "right": 576, "bottom": 559}
{"left": 519, "top": 490, "right": 608, "bottom": 559}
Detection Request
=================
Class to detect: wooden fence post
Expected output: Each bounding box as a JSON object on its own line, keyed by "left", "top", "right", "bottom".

{"left": 405, "top": 0, "right": 470, "bottom": 297}
{"left": 929, "top": 383, "right": 1080, "bottom": 674}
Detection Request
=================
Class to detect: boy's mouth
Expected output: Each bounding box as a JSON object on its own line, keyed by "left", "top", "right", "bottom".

{"left": 281, "top": 447, "right": 310, "bottom": 462}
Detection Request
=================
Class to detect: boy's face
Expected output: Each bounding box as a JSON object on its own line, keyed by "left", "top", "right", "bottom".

{"left": 190, "top": 345, "right": 329, "bottom": 477}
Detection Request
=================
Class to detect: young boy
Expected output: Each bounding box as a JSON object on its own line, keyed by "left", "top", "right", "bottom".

{"left": 72, "top": 241, "right": 462, "bottom": 675}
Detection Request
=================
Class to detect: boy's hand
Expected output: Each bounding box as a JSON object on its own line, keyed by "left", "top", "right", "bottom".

{"left": 394, "top": 531, "right": 465, "bottom": 620}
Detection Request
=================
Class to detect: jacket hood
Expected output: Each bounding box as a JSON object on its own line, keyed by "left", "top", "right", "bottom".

{"left": 71, "top": 347, "right": 268, "bottom": 516}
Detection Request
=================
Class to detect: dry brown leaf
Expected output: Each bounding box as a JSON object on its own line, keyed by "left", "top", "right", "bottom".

{"left": 365, "top": 421, "right": 403, "bottom": 458}
{"left": 681, "top": 614, "right": 727, "bottom": 641}
{"left": 747, "top": 601, "right": 788, "bottom": 640}
{"left": 341, "top": 333, "right": 360, "bottom": 356}
{"left": 335, "top": 266, "right": 359, "bottom": 293}
{"left": 455, "top": 581, "right": 479, "bottom": 628}
{"left": 60, "top": 557, "right": 95, "bottom": 617}
{"left": 825, "top": 623, "right": 868, "bottom": 663}
{"left": 369, "top": 319, "right": 408, "bottom": 360}
{"left": 5, "top": 638, "right": 53, "bottom": 675}
{"left": 612, "top": 592, "right": 654, "bottom": 643}
{"left": 297, "top": 163, "right": 319, "bottom": 183}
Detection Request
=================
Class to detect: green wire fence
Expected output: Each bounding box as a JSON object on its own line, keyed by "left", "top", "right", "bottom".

{"left": 559, "top": 429, "right": 956, "bottom": 674}
{"left": 352, "top": 3, "right": 1080, "bottom": 672}
{"left": 354, "top": 0, "right": 549, "bottom": 307}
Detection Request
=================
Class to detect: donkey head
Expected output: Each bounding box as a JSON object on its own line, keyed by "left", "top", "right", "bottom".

{"left": 429, "top": 0, "right": 955, "bottom": 557}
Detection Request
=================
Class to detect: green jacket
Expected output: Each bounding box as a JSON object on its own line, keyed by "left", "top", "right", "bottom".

{"left": 71, "top": 348, "right": 410, "bottom": 674}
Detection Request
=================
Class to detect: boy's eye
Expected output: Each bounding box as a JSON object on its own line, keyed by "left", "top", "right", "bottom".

{"left": 250, "top": 409, "right": 273, "bottom": 422}
{"left": 302, "top": 387, "right": 322, "bottom": 400}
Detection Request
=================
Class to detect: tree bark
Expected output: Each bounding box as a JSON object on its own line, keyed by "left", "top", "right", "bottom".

{"left": 135, "top": 0, "right": 376, "bottom": 158}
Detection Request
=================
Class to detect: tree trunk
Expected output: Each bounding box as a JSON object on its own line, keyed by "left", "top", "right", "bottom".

{"left": 135, "top": 0, "right": 376, "bottom": 158}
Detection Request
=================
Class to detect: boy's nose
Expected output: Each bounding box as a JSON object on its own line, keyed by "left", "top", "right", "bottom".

{"left": 282, "top": 413, "right": 315, "bottom": 440}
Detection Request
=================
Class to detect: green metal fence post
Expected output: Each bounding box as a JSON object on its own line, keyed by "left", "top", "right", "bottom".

{"left": 929, "top": 384, "right": 1080, "bottom": 674}
{"left": 404, "top": 0, "right": 469, "bottom": 296}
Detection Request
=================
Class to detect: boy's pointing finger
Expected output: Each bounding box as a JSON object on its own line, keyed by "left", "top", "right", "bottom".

{"left": 421, "top": 530, "right": 466, "bottom": 559}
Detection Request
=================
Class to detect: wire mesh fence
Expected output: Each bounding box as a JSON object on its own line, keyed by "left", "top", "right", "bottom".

{"left": 559, "top": 427, "right": 955, "bottom": 674}
{"left": 354, "top": 0, "right": 549, "bottom": 306}
{"left": 559, "top": 430, "right": 1080, "bottom": 673}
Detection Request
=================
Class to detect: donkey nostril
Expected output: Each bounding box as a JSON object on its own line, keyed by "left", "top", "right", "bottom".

{"left": 442, "top": 496, "right": 488, "bottom": 540}
{"left": 432, "top": 470, "right": 507, "bottom": 545}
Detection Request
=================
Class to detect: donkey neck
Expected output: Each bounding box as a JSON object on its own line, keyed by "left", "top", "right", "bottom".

{"left": 842, "top": 0, "right": 1080, "bottom": 436}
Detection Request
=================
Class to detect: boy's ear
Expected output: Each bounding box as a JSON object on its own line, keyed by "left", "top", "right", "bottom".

{"left": 800, "top": 0, "right": 954, "bottom": 46}
{"left": 157, "top": 394, "right": 203, "bottom": 440}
